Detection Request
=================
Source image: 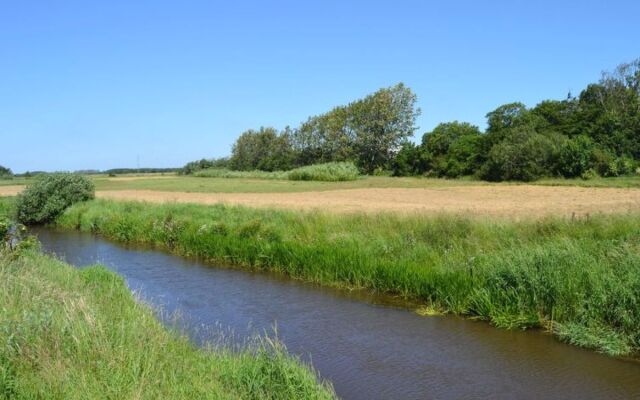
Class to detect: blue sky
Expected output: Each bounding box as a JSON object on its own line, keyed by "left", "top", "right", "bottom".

{"left": 1, "top": 1, "right": 639, "bottom": 172}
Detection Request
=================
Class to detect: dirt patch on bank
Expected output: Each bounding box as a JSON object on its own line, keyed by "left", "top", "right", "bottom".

{"left": 94, "top": 186, "right": 640, "bottom": 218}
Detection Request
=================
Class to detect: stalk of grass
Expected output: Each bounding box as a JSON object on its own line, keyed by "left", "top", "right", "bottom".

{"left": 0, "top": 249, "right": 335, "bottom": 399}
{"left": 55, "top": 199, "right": 640, "bottom": 357}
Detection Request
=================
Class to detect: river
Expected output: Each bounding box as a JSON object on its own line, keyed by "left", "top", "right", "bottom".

{"left": 33, "top": 227, "right": 640, "bottom": 400}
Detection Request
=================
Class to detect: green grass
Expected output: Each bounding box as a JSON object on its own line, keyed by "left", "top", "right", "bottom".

{"left": 194, "top": 169, "right": 288, "bottom": 179}
{"left": 534, "top": 175, "right": 640, "bottom": 188}
{"left": 194, "top": 162, "right": 360, "bottom": 182}
{"left": 0, "top": 249, "right": 335, "bottom": 399}
{"left": 57, "top": 199, "right": 640, "bottom": 357}
{"left": 5, "top": 174, "right": 640, "bottom": 193}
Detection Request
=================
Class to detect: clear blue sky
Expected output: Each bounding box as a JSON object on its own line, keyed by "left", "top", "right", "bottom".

{"left": 1, "top": 1, "right": 638, "bottom": 172}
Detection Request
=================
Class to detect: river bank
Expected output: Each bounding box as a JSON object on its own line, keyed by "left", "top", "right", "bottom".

{"left": 0, "top": 246, "right": 334, "bottom": 399}
{"left": 53, "top": 198, "right": 640, "bottom": 357}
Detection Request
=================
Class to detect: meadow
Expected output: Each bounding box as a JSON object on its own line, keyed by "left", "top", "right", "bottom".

{"left": 0, "top": 246, "right": 335, "bottom": 399}
{"left": 56, "top": 199, "right": 640, "bottom": 357}
{"left": 4, "top": 173, "right": 640, "bottom": 195}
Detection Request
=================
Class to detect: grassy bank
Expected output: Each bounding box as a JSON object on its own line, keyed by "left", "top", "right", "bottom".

{"left": 0, "top": 248, "right": 335, "bottom": 399}
{"left": 57, "top": 199, "right": 640, "bottom": 357}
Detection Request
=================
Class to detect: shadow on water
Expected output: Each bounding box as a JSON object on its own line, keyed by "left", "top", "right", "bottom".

{"left": 32, "top": 227, "right": 640, "bottom": 400}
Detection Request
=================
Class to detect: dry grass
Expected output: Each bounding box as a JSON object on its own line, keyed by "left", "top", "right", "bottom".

{"left": 94, "top": 185, "right": 640, "bottom": 218}
{"left": 4, "top": 181, "right": 640, "bottom": 217}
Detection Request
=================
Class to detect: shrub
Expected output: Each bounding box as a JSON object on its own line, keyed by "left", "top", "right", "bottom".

{"left": 480, "top": 129, "right": 556, "bottom": 181}
{"left": 556, "top": 135, "right": 594, "bottom": 178}
{"left": 16, "top": 173, "right": 95, "bottom": 224}
{"left": 287, "top": 162, "right": 360, "bottom": 182}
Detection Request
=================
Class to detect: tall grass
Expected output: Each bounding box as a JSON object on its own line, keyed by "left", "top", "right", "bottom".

{"left": 194, "top": 168, "right": 288, "bottom": 180}
{"left": 57, "top": 200, "right": 640, "bottom": 357}
{"left": 0, "top": 249, "right": 335, "bottom": 399}
{"left": 193, "top": 162, "right": 360, "bottom": 182}
{"left": 286, "top": 162, "right": 360, "bottom": 182}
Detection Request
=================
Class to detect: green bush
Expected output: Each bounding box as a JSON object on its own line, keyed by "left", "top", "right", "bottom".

{"left": 287, "top": 162, "right": 360, "bottom": 181}
{"left": 16, "top": 173, "right": 95, "bottom": 224}
{"left": 557, "top": 136, "right": 594, "bottom": 178}
{"left": 480, "top": 129, "right": 556, "bottom": 181}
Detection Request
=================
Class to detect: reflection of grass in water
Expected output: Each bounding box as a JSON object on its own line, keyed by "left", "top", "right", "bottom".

{"left": 58, "top": 199, "right": 640, "bottom": 357}
{"left": 0, "top": 250, "right": 335, "bottom": 399}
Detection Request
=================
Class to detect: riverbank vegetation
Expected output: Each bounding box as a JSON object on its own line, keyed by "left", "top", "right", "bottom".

{"left": 0, "top": 238, "right": 334, "bottom": 399}
{"left": 15, "top": 173, "right": 94, "bottom": 224}
{"left": 182, "top": 58, "right": 640, "bottom": 182}
{"left": 57, "top": 199, "right": 640, "bottom": 357}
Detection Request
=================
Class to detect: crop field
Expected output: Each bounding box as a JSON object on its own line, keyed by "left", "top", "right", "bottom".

{"left": 2, "top": 174, "right": 640, "bottom": 218}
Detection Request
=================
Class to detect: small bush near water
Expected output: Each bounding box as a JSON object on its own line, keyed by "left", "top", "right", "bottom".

{"left": 59, "top": 200, "right": 640, "bottom": 357}
{"left": 0, "top": 248, "right": 335, "bottom": 399}
{"left": 194, "top": 162, "right": 361, "bottom": 182}
{"left": 16, "top": 173, "right": 94, "bottom": 224}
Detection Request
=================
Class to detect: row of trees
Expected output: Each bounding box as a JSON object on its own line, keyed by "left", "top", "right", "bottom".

{"left": 226, "top": 83, "right": 420, "bottom": 174}
{"left": 394, "top": 59, "right": 640, "bottom": 180}
{"left": 185, "top": 58, "right": 639, "bottom": 181}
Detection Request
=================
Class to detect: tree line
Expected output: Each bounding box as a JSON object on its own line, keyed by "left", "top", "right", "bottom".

{"left": 186, "top": 58, "right": 640, "bottom": 181}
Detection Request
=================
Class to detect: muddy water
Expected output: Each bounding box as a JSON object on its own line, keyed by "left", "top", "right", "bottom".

{"left": 33, "top": 228, "right": 640, "bottom": 400}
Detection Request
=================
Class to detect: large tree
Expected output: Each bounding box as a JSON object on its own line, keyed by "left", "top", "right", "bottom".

{"left": 229, "top": 127, "right": 294, "bottom": 171}
{"left": 349, "top": 83, "right": 420, "bottom": 173}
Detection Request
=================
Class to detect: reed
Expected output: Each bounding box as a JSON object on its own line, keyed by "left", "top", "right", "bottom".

{"left": 56, "top": 199, "right": 640, "bottom": 357}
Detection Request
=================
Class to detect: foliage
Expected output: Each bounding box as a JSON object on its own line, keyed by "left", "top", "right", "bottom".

{"left": 421, "top": 122, "right": 483, "bottom": 177}
{"left": 230, "top": 127, "right": 295, "bottom": 172}
{"left": 194, "top": 168, "right": 287, "bottom": 179}
{"left": 287, "top": 162, "right": 360, "bottom": 182}
{"left": 391, "top": 142, "right": 429, "bottom": 176}
{"left": 0, "top": 250, "right": 335, "bottom": 399}
{"left": 194, "top": 162, "right": 360, "bottom": 182}
{"left": 16, "top": 173, "right": 95, "bottom": 225}
{"left": 0, "top": 165, "right": 12, "bottom": 180}
{"left": 556, "top": 135, "right": 594, "bottom": 177}
{"left": 180, "top": 158, "right": 230, "bottom": 175}
{"left": 58, "top": 200, "right": 640, "bottom": 356}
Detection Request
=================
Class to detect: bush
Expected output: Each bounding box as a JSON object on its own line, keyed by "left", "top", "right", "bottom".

{"left": 16, "top": 173, "right": 95, "bottom": 224}
{"left": 287, "top": 162, "right": 360, "bottom": 182}
{"left": 556, "top": 136, "right": 594, "bottom": 178}
{"left": 480, "top": 129, "right": 556, "bottom": 181}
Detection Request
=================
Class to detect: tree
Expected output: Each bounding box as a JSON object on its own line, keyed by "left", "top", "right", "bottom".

{"left": 350, "top": 83, "right": 420, "bottom": 173}
{"left": 0, "top": 165, "right": 12, "bottom": 179}
{"left": 480, "top": 128, "right": 556, "bottom": 181}
{"left": 230, "top": 127, "right": 295, "bottom": 171}
{"left": 556, "top": 135, "right": 594, "bottom": 178}
{"left": 421, "top": 121, "right": 482, "bottom": 177}
{"left": 391, "top": 142, "right": 429, "bottom": 176}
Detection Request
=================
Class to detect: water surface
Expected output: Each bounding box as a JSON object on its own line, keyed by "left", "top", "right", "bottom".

{"left": 33, "top": 228, "right": 640, "bottom": 400}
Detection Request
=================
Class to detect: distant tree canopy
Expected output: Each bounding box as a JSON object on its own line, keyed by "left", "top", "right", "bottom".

{"left": 392, "top": 58, "right": 640, "bottom": 181}
{"left": 291, "top": 83, "right": 420, "bottom": 173}
{"left": 180, "top": 83, "right": 420, "bottom": 175}
{"left": 0, "top": 165, "right": 12, "bottom": 179}
{"left": 184, "top": 58, "right": 640, "bottom": 181}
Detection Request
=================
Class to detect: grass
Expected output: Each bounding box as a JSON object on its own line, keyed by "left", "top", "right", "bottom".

{"left": 5, "top": 174, "right": 640, "bottom": 194}
{"left": 56, "top": 199, "right": 640, "bottom": 357}
{"left": 194, "top": 162, "right": 361, "bottom": 182}
{"left": 0, "top": 248, "right": 335, "bottom": 399}
{"left": 194, "top": 169, "right": 288, "bottom": 179}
